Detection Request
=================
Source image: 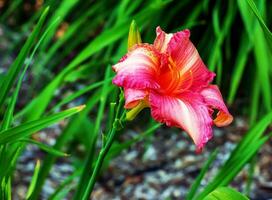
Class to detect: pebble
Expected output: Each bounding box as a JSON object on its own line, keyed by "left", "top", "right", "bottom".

{"left": 143, "top": 145, "right": 157, "bottom": 161}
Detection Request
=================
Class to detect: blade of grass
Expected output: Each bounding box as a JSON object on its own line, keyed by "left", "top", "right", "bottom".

{"left": 26, "top": 160, "right": 41, "bottom": 199}
{"left": 0, "top": 176, "right": 11, "bottom": 200}
{"left": 73, "top": 66, "right": 112, "bottom": 199}
{"left": 0, "top": 7, "right": 49, "bottom": 108}
{"left": 0, "top": 0, "right": 23, "bottom": 22}
{"left": 18, "top": 139, "right": 69, "bottom": 157}
{"left": 2, "top": 145, "right": 23, "bottom": 179}
{"left": 19, "top": 2, "right": 168, "bottom": 121}
{"left": 245, "top": 155, "right": 257, "bottom": 196}
{"left": 246, "top": 0, "right": 272, "bottom": 52}
{"left": 48, "top": 168, "right": 81, "bottom": 200}
{"left": 208, "top": 0, "right": 236, "bottom": 72}
{"left": 105, "top": 122, "right": 161, "bottom": 161}
{"left": 39, "top": 0, "right": 79, "bottom": 51}
{"left": 80, "top": 93, "right": 125, "bottom": 200}
{"left": 227, "top": 32, "right": 252, "bottom": 104}
{"left": 253, "top": 27, "right": 271, "bottom": 112}
{"left": 238, "top": 0, "right": 271, "bottom": 112}
{"left": 249, "top": 77, "right": 260, "bottom": 125}
{"left": 203, "top": 187, "right": 249, "bottom": 200}
{"left": 1, "top": 16, "right": 61, "bottom": 131}
{"left": 0, "top": 105, "right": 85, "bottom": 145}
{"left": 51, "top": 77, "right": 112, "bottom": 111}
{"left": 29, "top": 88, "right": 111, "bottom": 199}
{"left": 186, "top": 149, "right": 219, "bottom": 200}
{"left": 0, "top": 16, "right": 61, "bottom": 198}
{"left": 37, "top": 2, "right": 103, "bottom": 72}
{"left": 195, "top": 111, "right": 272, "bottom": 199}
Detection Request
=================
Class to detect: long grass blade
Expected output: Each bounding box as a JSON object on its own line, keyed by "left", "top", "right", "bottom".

{"left": 18, "top": 139, "right": 69, "bottom": 157}
{"left": 0, "top": 105, "right": 84, "bottom": 145}
{"left": 26, "top": 160, "right": 41, "bottom": 199}
{"left": 0, "top": 7, "right": 49, "bottom": 108}
{"left": 186, "top": 149, "right": 219, "bottom": 200}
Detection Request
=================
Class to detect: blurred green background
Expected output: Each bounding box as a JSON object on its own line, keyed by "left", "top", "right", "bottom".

{"left": 0, "top": 0, "right": 271, "bottom": 199}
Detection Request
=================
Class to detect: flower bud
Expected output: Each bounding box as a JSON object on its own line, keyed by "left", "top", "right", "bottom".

{"left": 128, "top": 20, "right": 142, "bottom": 50}
{"left": 126, "top": 100, "right": 148, "bottom": 121}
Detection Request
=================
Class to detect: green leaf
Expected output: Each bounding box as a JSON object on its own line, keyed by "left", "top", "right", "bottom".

{"left": 19, "top": 19, "right": 131, "bottom": 121}
{"left": 249, "top": 77, "right": 260, "bottom": 125}
{"left": 208, "top": 0, "right": 236, "bottom": 72}
{"left": 0, "top": 176, "right": 11, "bottom": 200}
{"left": 0, "top": 105, "right": 85, "bottom": 145}
{"left": 1, "top": 16, "right": 61, "bottom": 131}
{"left": 29, "top": 88, "right": 109, "bottom": 199}
{"left": 0, "top": 7, "right": 49, "bottom": 108}
{"left": 227, "top": 32, "right": 252, "bottom": 104}
{"left": 51, "top": 78, "right": 112, "bottom": 111}
{"left": 39, "top": 0, "right": 79, "bottom": 51}
{"left": 48, "top": 169, "right": 81, "bottom": 200}
{"left": 19, "top": 139, "right": 69, "bottom": 157}
{"left": 253, "top": 27, "right": 271, "bottom": 111}
{"left": 0, "top": 0, "right": 22, "bottom": 22}
{"left": 26, "top": 160, "right": 41, "bottom": 199}
{"left": 73, "top": 66, "right": 113, "bottom": 199}
{"left": 38, "top": 2, "right": 103, "bottom": 72}
{"left": 19, "top": 2, "right": 167, "bottom": 121}
{"left": 238, "top": 0, "right": 271, "bottom": 112}
{"left": 186, "top": 149, "right": 218, "bottom": 200}
{"left": 203, "top": 187, "right": 249, "bottom": 200}
{"left": 195, "top": 111, "right": 272, "bottom": 199}
{"left": 246, "top": 0, "right": 272, "bottom": 52}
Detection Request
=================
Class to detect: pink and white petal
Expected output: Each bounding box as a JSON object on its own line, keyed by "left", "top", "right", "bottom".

{"left": 149, "top": 91, "right": 213, "bottom": 152}
{"left": 154, "top": 27, "right": 173, "bottom": 53}
{"left": 124, "top": 88, "right": 148, "bottom": 109}
{"left": 112, "top": 45, "right": 160, "bottom": 90}
{"left": 201, "top": 85, "right": 233, "bottom": 127}
{"left": 167, "top": 30, "right": 215, "bottom": 91}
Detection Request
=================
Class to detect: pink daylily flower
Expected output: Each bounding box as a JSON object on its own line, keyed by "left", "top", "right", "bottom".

{"left": 112, "top": 27, "right": 233, "bottom": 152}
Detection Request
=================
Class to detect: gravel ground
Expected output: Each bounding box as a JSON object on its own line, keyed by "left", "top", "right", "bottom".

{"left": 12, "top": 117, "right": 272, "bottom": 200}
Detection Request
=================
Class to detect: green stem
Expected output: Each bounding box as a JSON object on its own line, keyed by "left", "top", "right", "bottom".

{"left": 79, "top": 91, "right": 125, "bottom": 200}
{"left": 82, "top": 116, "right": 125, "bottom": 200}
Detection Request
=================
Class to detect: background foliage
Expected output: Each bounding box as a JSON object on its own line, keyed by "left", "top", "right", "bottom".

{"left": 0, "top": 0, "right": 271, "bottom": 199}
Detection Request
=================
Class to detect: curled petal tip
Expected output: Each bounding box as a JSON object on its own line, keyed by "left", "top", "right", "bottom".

{"left": 156, "top": 26, "right": 163, "bottom": 33}
{"left": 201, "top": 85, "right": 233, "bottom": 127}
{"left": 214, "top": 112, "right": 233, "bottom": 127}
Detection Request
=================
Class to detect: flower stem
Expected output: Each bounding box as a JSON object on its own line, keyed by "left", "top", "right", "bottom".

{"left": 82, "top": 115, "right": 124, "bottom": 199}
{"left": 81, "top": 91, "right": 125, "bottom": 200}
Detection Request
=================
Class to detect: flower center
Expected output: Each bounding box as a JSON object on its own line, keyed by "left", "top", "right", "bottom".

{"left": 157, "top": 58, "right": 193, "bottom": 95}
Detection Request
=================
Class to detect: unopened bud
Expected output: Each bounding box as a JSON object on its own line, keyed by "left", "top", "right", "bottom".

{"left": 128, "top": 20, "right": 142, "bottom": 50}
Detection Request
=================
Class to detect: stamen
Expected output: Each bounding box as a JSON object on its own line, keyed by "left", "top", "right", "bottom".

{"left": 161, "top": 58, "right": 194, "bottom": 94}
{"left": 164, "top": 64, "right": 178, "bottom": 93}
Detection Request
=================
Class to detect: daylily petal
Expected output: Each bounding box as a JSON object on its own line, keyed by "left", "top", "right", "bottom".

{"left": 167, "top": 29, "right": 215, "bottom": 91}
{"left": 154, "top": 27, "right": 173, "bottom": 53}
{"left": 124, "top": 88, "right": 147, "bottom": 109}
{"left": 149, "top": 91, "right": 213, "bottom": 151}
{"left": 112, "top": 45, "right": 160, "bottom": 89}
{"left": 201, "top": 85, "right": 233, "bottom": 127}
